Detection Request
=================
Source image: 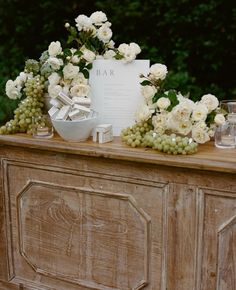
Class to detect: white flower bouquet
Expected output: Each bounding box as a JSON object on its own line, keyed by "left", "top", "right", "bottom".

{"left": 0, "top": 11, "right": 141, "bottom": 135}
{"left": 121, "top": 63, "right": 225, "bottom": 154}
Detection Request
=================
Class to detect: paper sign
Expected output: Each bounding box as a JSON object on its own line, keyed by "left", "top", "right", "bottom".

{"left": 89, "top": 60, "right": 150, "bottom": 136}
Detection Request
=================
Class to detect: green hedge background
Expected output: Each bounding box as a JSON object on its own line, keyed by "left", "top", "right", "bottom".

{"left": 0, "top": 0, "right": 236, "bottom": 125}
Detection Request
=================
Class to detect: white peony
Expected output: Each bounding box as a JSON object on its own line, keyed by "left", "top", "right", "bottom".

{"left": 82, "top": 49, "right": 96, "bottom": 63}
{"left": 63, "top": 63, "right": 80, "bottom": 80}
{"left": 90, "top": 11, "right": 107, "bottom": 26}
{"left": 141, "top": 85, "right": 157, "bottom": 101}
{"left": 200, "top": 94, "right": 219, "bottom": 112}
{"left": 156, "top": 97, "right": 171, "bottom": 110}
{"left": 70, "top": 84, "right": 90, "bottom": 97}
{"left": 97, "top": 24, "right": 112, "bottom": 43}
{"left": 149, "top": 63, "right": 168, "bottom": 80}
{"left": 48, "top": 72, "right": 61, "bottom": 86}
{"left": 47, "top": 57, "right": 63, "bottom": 70}
{"left": 214, "top": 113, "right": 226, "bottom": 125}
{"left": 191, "top": 103, "right": 208, "bottom": 122}
{"left": 192, "top": 127, "right": 210, "bottom": 144}
{"left": 135, "top": 103, "right": 154, "bottom": 122}
{"left": 48, "top": 84, "right": 63, "bottom": 99}
{"left": 75, "top": 15, "right": 92, "bottom": 31}
{"left": 48, "top": 41, "right": 62, "bottom": 57}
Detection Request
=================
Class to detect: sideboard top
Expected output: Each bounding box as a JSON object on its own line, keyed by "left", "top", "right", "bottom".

{"left": 0, "top": 134, "right": 236, "bottom": 174}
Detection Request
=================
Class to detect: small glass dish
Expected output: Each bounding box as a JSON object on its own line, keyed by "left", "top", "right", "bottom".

{"left": 215, "top": 121, "right": 235, "bottom": 149}
{"left": 32, "top": 114, "right": 54, "bottom": 139}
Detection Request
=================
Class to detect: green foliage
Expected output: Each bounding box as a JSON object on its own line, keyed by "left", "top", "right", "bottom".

{"left": 0, "top": 0, "right": 235, "bottom": 125}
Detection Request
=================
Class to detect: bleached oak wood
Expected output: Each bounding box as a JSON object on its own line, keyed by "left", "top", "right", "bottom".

{"left": 0, "top": 134, "right": 235, "bottom": 290}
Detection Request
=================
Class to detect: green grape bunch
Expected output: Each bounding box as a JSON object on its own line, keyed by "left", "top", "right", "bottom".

{"left": 121, "top": 121, "right": 198, "bottom": 155}
{"left": 0, "top": 75, "right": 45, "bottom": 135}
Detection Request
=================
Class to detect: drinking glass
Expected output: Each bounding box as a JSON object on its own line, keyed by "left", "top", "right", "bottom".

{"left": 32, "top": 114, "right": 54, "bottom": 139}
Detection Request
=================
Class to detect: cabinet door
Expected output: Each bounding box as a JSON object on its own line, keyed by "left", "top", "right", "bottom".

{"left": 198, "top": 188, "right": 236, "bottom": 290}
{"left": 1, "top": 158, "right": 168, "bottom": 290}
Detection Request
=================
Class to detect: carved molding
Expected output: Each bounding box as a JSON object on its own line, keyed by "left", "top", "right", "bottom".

{"left": 217, "top": 215, "right": 236, "bottom": 290}
{"left": 17, "top": 181, "right": 151, "bottom": 290}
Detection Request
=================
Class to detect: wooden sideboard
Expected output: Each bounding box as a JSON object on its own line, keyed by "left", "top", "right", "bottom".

{"left": 0, "top": 134, "right": 235, "bottom": 290}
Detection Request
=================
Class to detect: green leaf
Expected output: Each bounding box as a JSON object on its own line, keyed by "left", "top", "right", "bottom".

{"left": 140, "top": 80, "right": 151, "bottom": 86}
{"left": 206, "top": 111, "right": 216, "bottom": 125}
{"left": 63, "top": 48, "right": 72, "bottom": 57}
{"left": 166, "top": 90, "right": 179, "bottom": 112}
{"left": 86, "top": 63, "right": 93, "bottom": 70}
{"left": 81, "top": 69, "right": 89, "bottom": 79}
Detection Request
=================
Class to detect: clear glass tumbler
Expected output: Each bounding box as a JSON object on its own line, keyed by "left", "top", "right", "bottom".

{"left": 32, "top": 114, "right": 54, "bottom": 139}
{"left": 215, "top": 115, "right": 236, "bottom": 149}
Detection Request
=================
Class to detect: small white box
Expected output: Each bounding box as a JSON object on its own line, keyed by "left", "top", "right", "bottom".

{"left": 55, "top": 105, "right": 71, "bottom": 120}
{"left": 48, "top": 106, "right": 59, "bottom": 118}
{"left": 69, "top": 109, "right": 86, "bottom": 121}
{"left": 57, "top": 92, "right": 73, "bottom": 106}
{"left": 93, "top": 124, "right": 113, "bottom": 143}
{"left": 72, "top": 97, "right": 91, "bottom": 107}
{"left": 50, "top": 98, "right": 63, "bottom": 108}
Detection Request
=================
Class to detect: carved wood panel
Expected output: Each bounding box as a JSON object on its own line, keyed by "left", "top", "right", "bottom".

{"left": 199, "top": 188, "right": 236, "bottom": 290}
{"left": 2, "top": 160, "right": 168, "bottom": 290}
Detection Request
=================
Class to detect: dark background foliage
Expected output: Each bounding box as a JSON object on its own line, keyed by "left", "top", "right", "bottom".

{"left": 0, "top": 0, "right": 236, "bottom": 125}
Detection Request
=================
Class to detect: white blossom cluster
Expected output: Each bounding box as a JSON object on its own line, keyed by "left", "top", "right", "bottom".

{"left": 5, "top": 11, "right": 141, "bottom": 102}
{"left": 44, "top": 41, "right": 91, "bottom": 99}
{"left": 136, "top": 63, "right": 225, "bottom": 144}
{"left": 5, "top": 72, "right": 32, "bottom": 100}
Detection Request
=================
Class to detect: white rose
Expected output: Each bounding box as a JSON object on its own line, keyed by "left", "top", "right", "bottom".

{"left": 48, "top": 41, "right": 62, "bottom": 57}
{"left": 70, "top": 84, "right": 90, "bottom": 97}
{"left": 48, "top": 72, "right": 61, "bottom": 85}
{"left": 152, "top": 113, "right": 168, "bottom": 134}
{"left": 5, "top": 80, "right": 22, "bottom": 99}
{"left": 194, "top": 121, "right": 207, "bottom": 129}
{"left": 63, "top": 63, "right": 80, "bottom": 80}
{"left": 82, "top": 49, "right": 96, "bottom": 63}
{"left": 15, "top": 72, "right": 27, "bottom": 86}
{"left": 103, "top": 50, "right": 116, "bottom": 59}
{"left": 47, "top": 57, "right": 63, "bottom": 70}
{"left": 75, "top": 15, "right": 92, "bottom": 31}
{"left": 177, "top": 94, "right": 196, "bottom": 110}
{"left": 71, "top": 73, "right": 88, "bottom": 86}
{"left": 156, "top": 97, "right": 171, "bottom": 110}
{"left": 200, "top": 94, "right": 219, "bottom": 112}
{"left": 192, "top": 127, "right": 210, "bottom": 144}
{"left": 173, "top": 120, "right": 192, "bottom": 136}
{"left": 135, "top": 103, "right": 154, "bottom": 122}
{"left": 118, "top": 43, "right": 129, "bottom": 54}
{"left": 141, "top": 85, "right": 157, "bottom": 101}
{"left": 48, "top": 84, "right": 62, "bottom": 99}
{"left": 130, "top": 42, "right": 141, "bottom": 55}
{"left": 107, "top": 40, "right": 115, "bottom": 49}
{"left": 123, "top": 50, "right": 136, "bottom": 62}
{"left": 71, "top": 55, "right": 80, "bottom": 64}
{"left": 192, "top": 104, "right": 208, "bottom": 122}
{"left": 149, "top": 63, "right": 168, "bottom": 80}
{"left": 97, "top": 24, "right": 112, "bottom": 43}
{"left": 214, "top": 113, "right": 226, "bottom": 125}
{"left": 90, "top": 11, "right": 107, "bottom": 26}
{"left": 171, "top": 103, "right": 192, "bottom": 121}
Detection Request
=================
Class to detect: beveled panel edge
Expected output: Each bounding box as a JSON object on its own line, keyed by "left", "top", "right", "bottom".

{"left": 196, "top": 187, "right": 236, "bottom": 290}
{"left": 1, "top": 159, "right": 15, "bottom": 281}
{"left": 216, "top": 215, "right": 236, "bottom": 290}
{"left": 16, "top": 180, "right": 152, "bottom": 290}
{"left": 161, "top": 183, "right": 169, "bottom": 290}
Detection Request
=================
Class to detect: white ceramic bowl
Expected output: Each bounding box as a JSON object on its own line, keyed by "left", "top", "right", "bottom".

{"left": 51, "top": 113, "right": 98, "bottom": 142}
